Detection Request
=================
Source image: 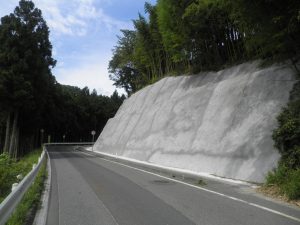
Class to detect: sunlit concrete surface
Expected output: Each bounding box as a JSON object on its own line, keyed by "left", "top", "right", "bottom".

{"left": 94, "top": 61, "right": 296, "bottom": 182}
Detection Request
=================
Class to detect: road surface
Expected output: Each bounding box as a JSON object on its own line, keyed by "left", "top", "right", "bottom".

{"left": 46, "top": 146, "right": 300, "bottom": 225}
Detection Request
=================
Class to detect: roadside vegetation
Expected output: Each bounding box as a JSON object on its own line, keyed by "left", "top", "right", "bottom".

{"left": 263, "top": 81, "right": 300, "bottom": 200}
{"left": 0, "top": 149, "right": 42, "bottom": 203}
{"left": 5, "top": 159, "right": 47, "bottom": 225}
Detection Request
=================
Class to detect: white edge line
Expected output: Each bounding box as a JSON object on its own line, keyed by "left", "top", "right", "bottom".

{"left": 79, "top": 150, "right": 300, "bottom": 223}
{"left": 98, "top": 197, "right": 120, "bottom": 225}
{"left": 33, "top": 150, "right": 52, "bottom": 225}
{"left": 48, "top": 150, "right": 62, "bottom": 225}
{"left": 85, "top": 149, "right": 253, "bottom": 186}
{"left": 44, "top": 150, "right": 51, "bottom": 225}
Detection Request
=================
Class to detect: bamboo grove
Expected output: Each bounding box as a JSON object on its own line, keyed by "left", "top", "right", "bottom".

{"left": 109, "top": 0, "right": 300, "bottom": 95}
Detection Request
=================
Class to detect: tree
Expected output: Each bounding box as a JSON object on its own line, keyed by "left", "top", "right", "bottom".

{"left": 229, "top": 0, "right": 300, "bottom": 65}
{"left": 133, "top": 3, "right": 169, "bottom": 81}
{"left": 157, "top": 0, "right": 191, "bottom": 67}
{"left": 108, "top": 30, "right": 142, "bottom": 95}
{"left": 0, "top": 0, "right": 55, "bottom": 157}
{"left": 109, "top": 0, "right": 299, "bottom": 93}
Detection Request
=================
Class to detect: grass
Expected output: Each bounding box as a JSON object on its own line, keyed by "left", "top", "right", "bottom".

{"left": 264, "top": 80, "right": 300, "bottom": 202}
{"left": 264, "top": 164, "right": 300, "bottom": 200}
{"left": 5, "top": 159, "right": 47, "bottom": 225}
{"left": 197, "top": 179, "right": 207, "bottom": 186}
{"left": 0, "top": 149, "right": 42, "bottom": 203}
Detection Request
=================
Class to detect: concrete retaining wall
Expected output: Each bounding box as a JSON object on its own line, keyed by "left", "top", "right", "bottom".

{"left": 94, "top": 61, "right": 296, "bottom": 182}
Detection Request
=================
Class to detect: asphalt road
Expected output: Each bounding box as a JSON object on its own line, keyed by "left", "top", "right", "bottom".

{"left": 46, "top": 146, "right": 300, "bottom": 225}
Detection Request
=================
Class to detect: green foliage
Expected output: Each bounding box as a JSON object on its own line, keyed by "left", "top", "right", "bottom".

{"left": 0, "top": 1, "right": 126, "bottom": 154}
{"left": 41, "top": 84, "right": 125, "bottom": 142}
{"left": 0, "top": 0, "right": 56, "bottom": 157}
{"left": 197, "top": 179, "right": 207, "bottom": 186}
{"left": 109, "top": 0, "right": 300, "bottom": 94}
{"left": 133, "top": 4, "right": 167, "bottom": 82}
{"left": 0, "top": 149, "right": 41, "bottom": 203}
{"left": 266, "top": 164, "right": 300, "bottom": 200}
{"left": 0, "top": 153, "right": 13, "bottom": 202}
{"left": 109, "top": 29, "right": 148, "bottom": 95}
{"left": 230, "top": 0, "right": 300, "bottom": 63}
{"left": 0, "top": 0, "right": 56, "bottom": 111}
{"left": 267, "top": 81, "right": 300, "bottom": 200}
{"left": 272, "top": 82, "right": 300, "bottom": 169}
{"left": 6, "top": 159, "right": 46, "bottom": 225}
{"left": 157, "top": 0, "right": 188, "bottom": 63}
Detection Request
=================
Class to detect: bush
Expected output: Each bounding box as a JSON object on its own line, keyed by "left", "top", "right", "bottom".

{"left": 266, "top": 164, "right": 300, "bottom": 200}
{"left": 266, "top": 163, "right": 288, "bottom": 185}
{"left": 268, "top": 80, "right": 300, "bottom": 200}
{"left": 6, "top": 159, "right": 47, "bottom": 225}
{"left": 0, "top": 149, "right": 42, "bottom": 203}
{"left": 0, "top": 153, "right": 16, "bottom": 202}
{"left": 272, "top": 99, "right": 300, "bottom": 168}
{"left": 283, "top": 170, "right": 300, "bottom": 199}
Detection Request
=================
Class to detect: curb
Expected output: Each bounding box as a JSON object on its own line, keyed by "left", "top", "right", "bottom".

{"left": 33, "top": 150, "right": 51, "bottom": 225}
{"left": 77, "top": 147, "right": 255, "bottom": 187}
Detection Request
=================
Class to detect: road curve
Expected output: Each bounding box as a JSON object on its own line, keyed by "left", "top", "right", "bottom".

{"left": 46, "top": 146, "right": 300, "bottom": 225}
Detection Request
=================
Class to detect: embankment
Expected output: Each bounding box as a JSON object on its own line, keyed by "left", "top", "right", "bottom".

{"left": 94, "top": 61, "right": 296, "bottom": 182}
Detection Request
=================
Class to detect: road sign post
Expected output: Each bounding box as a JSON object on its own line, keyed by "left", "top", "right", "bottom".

{"left": 91, "top": 130, "right": 96, "bottom": 151}
{"left": 91, "top": 130, "right": 96, "bottom": 142}
{"left": 40, "top": 129, "right": 44, "bottom": 146}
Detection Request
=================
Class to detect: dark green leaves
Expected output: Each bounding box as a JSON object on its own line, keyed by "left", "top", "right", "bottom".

{"left": 109, "top": 0, "right": 300, "bottom": 94}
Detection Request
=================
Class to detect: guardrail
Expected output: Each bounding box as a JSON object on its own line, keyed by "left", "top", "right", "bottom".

{"left": 44, "top": 142, "right": 94, "bottom": 146}
{"left": 0, "top": 150, "right": 46, "bottom": 225}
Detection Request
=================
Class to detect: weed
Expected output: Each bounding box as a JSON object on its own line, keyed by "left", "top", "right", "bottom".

{"left": 5, "top": 159, "right": 47, "bottom": 225}
{"left": 0, "top": 149, "right": 42, "bottom": 203}
{"left": 197, "top": 179, "right": 207, "bottom": 186}
{"left": 266, "top": 164, "right": 300, "bottom": 200}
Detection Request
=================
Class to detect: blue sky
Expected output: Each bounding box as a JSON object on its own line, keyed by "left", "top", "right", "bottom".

{"left": 0, "top": 0, "right": 156, "bottom": 96}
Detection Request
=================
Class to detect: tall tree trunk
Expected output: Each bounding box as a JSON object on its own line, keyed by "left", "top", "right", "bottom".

{"left": 13, "top": 127, "right": 19, "bottom": 158}
{"left": 0, "top": 127, "right": 2, "bottom": 153}
{"left": 0, "top": 125, "right": 3, "bottom": 153}
{"left": 3, "top": 113, "right": 11, "bottom": 153}
{"left": 9, "top": 111, "right": 18, "bottom": 157}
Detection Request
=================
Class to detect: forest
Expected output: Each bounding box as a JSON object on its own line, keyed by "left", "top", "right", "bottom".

{"left": 0, "top": 0, "right": 125, "bottom": 158}
{"left": 109, "top": 0, "right": 299, "bottom": 95}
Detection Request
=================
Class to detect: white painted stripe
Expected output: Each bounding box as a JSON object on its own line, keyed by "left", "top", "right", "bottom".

{"left": 88, "top": 150, "right": 252, "bottom": 186}
{"left": 78, "top": 150, "right": 300, "bottom": 223}
{"left": 33, "top": 150, "right": 51, "bottom": 225}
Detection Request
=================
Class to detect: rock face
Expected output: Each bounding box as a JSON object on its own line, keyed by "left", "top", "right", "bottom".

{"left": 94, "top": 62, "right": 296, "bottom": 182}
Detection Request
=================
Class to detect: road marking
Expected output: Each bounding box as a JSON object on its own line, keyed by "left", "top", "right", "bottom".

{"left": 96, "top": 196, "right": 120, "bottom": 225}
{"left": 48, "top": 154, "right": 62, "bottom": 225}
{"left": 79, "top": 150, "right": 300, "bottom": 223}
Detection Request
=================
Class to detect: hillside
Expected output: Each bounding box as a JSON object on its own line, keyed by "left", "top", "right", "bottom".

{"left": 94, "top": 62, "right": 296, "bottom": 182}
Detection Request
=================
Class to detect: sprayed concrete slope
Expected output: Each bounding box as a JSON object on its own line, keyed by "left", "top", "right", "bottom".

{"left": 94, "top": 62, "right": 296, "bottom": 182}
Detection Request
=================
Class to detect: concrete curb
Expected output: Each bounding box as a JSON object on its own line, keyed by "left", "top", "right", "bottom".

{"left": 33, "top": 149, "right": 51, "bottom": 225}
{"left": 76, "top": 146, "right": 255, "bottom": 187}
